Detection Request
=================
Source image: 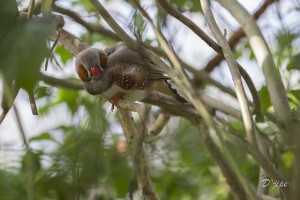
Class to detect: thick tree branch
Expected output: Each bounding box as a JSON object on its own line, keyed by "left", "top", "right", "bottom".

{"left": 118, "top": 109, "right": 159, "bottom": 200}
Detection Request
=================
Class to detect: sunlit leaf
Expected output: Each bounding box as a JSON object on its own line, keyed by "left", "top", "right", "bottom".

{"left": 287, "top": 53, "right": 300, "bottom": 71}
{"left": 258, "top": 85, "right": 272, "bottom": 113}
{"left": 55, "top": 45, "right": 73, "bottom": 64}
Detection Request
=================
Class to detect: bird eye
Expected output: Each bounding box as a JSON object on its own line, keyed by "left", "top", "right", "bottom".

{"left": 76, "top": 64, "right": 90, "bottom": 82}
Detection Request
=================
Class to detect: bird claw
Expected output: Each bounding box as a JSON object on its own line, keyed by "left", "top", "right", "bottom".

{"left": 110, "top": 95, "right": 124, "bottom": 112}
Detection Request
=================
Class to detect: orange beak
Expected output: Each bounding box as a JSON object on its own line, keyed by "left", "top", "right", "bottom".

{"left": 90, "top": 66, "right": 100, "bottom": 79}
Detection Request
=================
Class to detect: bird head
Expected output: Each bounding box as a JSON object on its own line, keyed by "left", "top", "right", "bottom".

{"left": 75, "top": 48, "right": 112, "bottom": 95}
{"left": 75, "top": 48, "right": 108, "bottom": 82}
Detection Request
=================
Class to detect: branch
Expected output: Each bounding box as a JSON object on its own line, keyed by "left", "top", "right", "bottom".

{"left": 118, "top": 109, "right": 159, "bottom": 200}
{"left": 255, "top": 127, "right": 271, "bottom": 196}
{"left": 28, "top": 90, "right": 38, "bottom": 115}
{"left": 53, "top": 5, "right": 121, "bottom": 41}
{"left": 196, "top": 122, "right": 247, "bottom": 200}
{"left": 147, "top": 111, "right": 170, "bottom": 136}
{"left": 203, "top": 0, "right": 274, "bottom": 73}
{"left": 200, "top": 0, "right": 255, "bottom": 144}
{"left": 217, "top": 0, "right": 292, "bottom": 126}
{"left": 52, "top": 28, "right": 89, "bottom": 55}
{"left": 40, "top": 73, "right": 84, "bottom": 90}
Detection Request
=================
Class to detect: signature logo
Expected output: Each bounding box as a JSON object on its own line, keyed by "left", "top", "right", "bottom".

{"left": 262, "top": 179, "right": 288, "bottom": 189}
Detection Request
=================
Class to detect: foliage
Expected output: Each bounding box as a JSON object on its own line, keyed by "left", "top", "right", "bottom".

{"left": 1, "top": 0, "right": 300, "bottom": 199}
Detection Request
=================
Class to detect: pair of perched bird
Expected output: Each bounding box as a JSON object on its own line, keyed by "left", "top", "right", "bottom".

{"left": 75, "top": 43, "right": 187, "bottom": 110}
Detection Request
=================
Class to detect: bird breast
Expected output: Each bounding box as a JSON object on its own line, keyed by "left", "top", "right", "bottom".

{"left": 102, "top": 84, "right": 148, "bottom": 101}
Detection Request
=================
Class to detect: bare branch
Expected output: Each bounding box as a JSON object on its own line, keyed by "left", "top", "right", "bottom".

{"left": 147, "top": 111, "right": 170, "bottom": 136}
{"left": 13, "top": 105, "right": 29, "bottom": 149}
{"left": 40, "top": 73, "right": 84, "bottom": 90}
{"left": 118, "top": 109, "right": 159, "bottom": 200}
{"left": 53, "top": 5, "right": 121, "bottom": 41}
{"left": 27, "top": 0, "right": 35, "bottom": 19}
{"left": 28, "top": 90, "right": 38, "bottom": 115}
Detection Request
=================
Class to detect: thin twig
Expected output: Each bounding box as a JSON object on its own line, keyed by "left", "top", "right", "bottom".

{"left": 40, "top": 73, "right": 84, "bottom": 90}
{"left": 13, "top": 105, "right": 29, "bottom": 149}
{"left": 147, "top": 111, "right": 170, "bottom": 136}
{"left": 45, "top": 28, "right": 62, "bottom": 71}
{"left": 28, "top": 0, "right": 35, "bottom": 19}
{"left": 28, "top": 90, "right": 38, "bottom": 115}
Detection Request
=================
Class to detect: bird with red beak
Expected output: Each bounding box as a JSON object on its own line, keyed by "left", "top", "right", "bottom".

{"left": 75, "top": 43, "right": 187, "bottom": 111}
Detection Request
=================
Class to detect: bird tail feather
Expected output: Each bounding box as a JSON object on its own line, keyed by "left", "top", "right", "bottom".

{"left": 152, "top": 80, "right": 188, "bottom": 103}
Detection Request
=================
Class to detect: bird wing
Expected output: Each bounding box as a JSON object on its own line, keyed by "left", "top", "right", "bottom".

{"left": 109, "top": 63, "right": 169, "bottom": 90}
{"left": 105, "top": 43, "right": 187, "bottom": 102}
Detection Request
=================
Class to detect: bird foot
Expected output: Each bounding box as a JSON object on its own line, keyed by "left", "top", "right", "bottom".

{"left": 110, "top": 95, "right": 124, "bottom": 112}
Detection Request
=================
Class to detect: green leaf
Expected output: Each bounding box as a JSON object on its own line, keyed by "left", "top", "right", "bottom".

{"left": 287, "top": 89, "right": 300, "bottom": 108}
{"left": 255, "top": 112, "right": 265, "bottom": 123}
{"left": 276, "top": 31, "right": 297, "bottom": 50}
{"left": 72, "top": 0, "right": 96, "bottom": 12}
{"left": 56, "top": 88, "right": 79, "bottom": 113}
{"left": 258, "top": 85, "right": 272, "bottom": 113}
{"left": 0, "top": 17, "right": 55, "bottom": 91}
{"left": 287, "top": 53, "right": 300, "bottom": 71}
{"left": 30, "top": 132, "right": 52, "bottom": 142}
{"left": 172, "top": 0, "right": 202, "bottom": 12}
{"left": 35, "top": 86, "right": 52, "bottom": 99}
{"left": 55, "top": 45, "right": 72, "bottom": 64}
{"left": 281, "top": 151, "right": 294, "bottom": 168}
{"left": 290, "top": 89, "right": 300, "bottom": 101}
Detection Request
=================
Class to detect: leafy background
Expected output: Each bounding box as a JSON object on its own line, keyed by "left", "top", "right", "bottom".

{"left": 1, "top": 0, "right": 300, "bottom": 199}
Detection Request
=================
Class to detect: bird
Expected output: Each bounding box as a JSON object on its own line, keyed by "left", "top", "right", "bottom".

{"left": 75, "top": 42, "right": 187, "bottom": 111}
